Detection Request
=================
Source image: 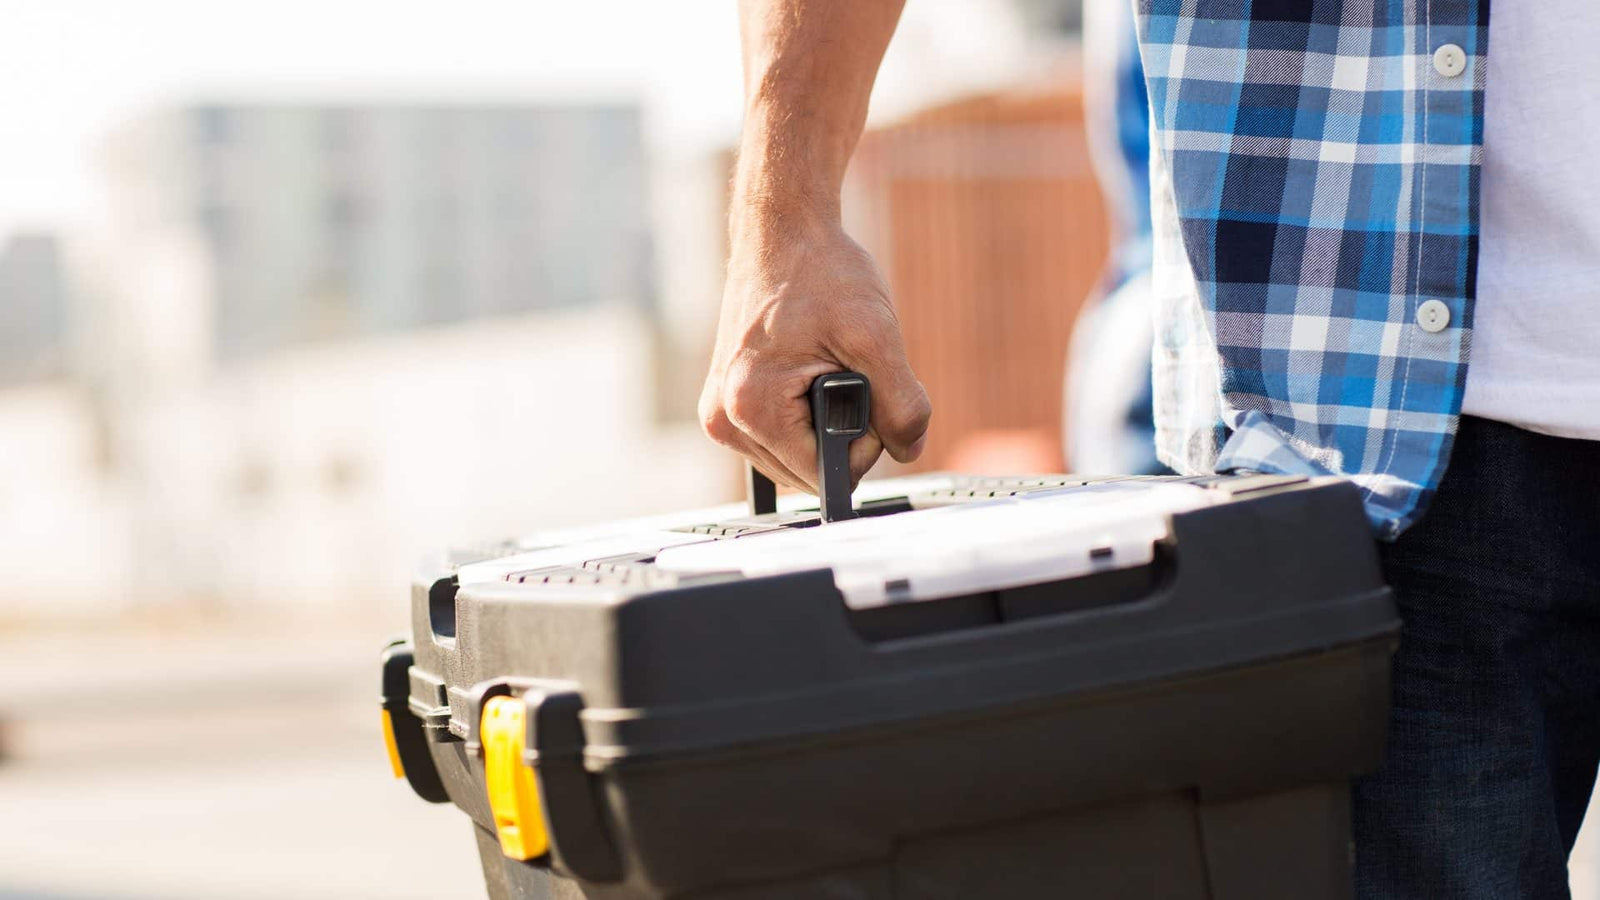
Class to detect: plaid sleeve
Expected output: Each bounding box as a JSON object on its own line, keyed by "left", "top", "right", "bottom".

{"left": 1134, "top": 0, "right": 1488, "bottom": 539}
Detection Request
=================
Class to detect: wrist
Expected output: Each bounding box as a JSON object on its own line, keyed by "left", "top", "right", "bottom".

{"left": 732, "top": 107, "right": 851, "bottom": 223}
{"left": 731, "top": 188, "right": 838, "bottom": 247}
{"left": 729, "top": 167, "right": 841, "bottom": 253}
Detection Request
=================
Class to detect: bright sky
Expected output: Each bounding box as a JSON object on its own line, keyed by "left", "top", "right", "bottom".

{"left": 0, "top": 0, "right": 1036, "bottom": 246}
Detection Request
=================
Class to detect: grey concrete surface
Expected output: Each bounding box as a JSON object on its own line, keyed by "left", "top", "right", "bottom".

{"left": 0, "top": 631, "right": 481, "bottom": 899}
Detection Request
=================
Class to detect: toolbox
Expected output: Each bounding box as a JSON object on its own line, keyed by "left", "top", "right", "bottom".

{"left": 381, "top": 373, "right": 1398, "bottom": 899}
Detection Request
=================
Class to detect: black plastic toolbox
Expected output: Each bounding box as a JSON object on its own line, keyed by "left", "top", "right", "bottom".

{"left": 382, "top": 470, "right": 1397, "bottom": 899}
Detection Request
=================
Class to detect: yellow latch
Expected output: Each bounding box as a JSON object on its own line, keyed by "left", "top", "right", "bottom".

{"left": 482, "top": 695, "right": 550, "bottom": 860}
{"left": 381, "top": 709, "right": 406, "bottom": 779}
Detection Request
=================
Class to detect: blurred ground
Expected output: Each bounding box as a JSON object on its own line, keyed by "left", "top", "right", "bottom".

{"left": 4, "top": 623, "right": 1600, "bottom": 899}
{"left": 0, "top": 627, "right": 480, "bottom": 899}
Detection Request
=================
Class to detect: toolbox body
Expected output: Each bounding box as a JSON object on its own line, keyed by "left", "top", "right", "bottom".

{"left": 385, "top": 473, "right": 1398, "bottom": 899}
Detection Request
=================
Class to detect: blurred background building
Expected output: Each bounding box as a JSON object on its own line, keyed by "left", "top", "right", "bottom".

{"left": 0, "top": 235, "right": 69, "bottom": 386}
{"left": 102, "top": 104, "right": 655, "bottom": 359}
{"left": 74, "top": 102, "right": 710, "bottom": 623}
{"left": 3, "top": 1, "right": 1599, "bottom": 898}
{"left": 847, "top": 87, "right": 1106, "bottom": 476}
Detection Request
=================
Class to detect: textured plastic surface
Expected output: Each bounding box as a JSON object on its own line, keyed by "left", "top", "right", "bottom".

{"left": 654, "top": 480, "right": 1219, "bottom": 608}
{"left": 391, "top": 474, "right": 1397, "bottom": 899}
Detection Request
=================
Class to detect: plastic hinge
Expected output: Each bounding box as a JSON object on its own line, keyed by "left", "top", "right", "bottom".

{"left": 406, "top": 667, "right": 455, "bottom": 739}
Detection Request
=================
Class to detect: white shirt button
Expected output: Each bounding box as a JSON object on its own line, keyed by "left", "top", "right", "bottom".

{"left": 1417, "top": 299, "right": 1451, "bottom": 333}
{"left": 1433, "top": 44, "right": 1467, "bottom": 77}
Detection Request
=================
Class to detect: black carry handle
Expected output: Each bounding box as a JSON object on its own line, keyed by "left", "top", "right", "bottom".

{"left": 746, "top": 371, "right": 872, "bottom": 522}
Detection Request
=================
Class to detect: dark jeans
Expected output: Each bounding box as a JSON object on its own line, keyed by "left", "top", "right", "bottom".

{"left": 1353, "top": 416, "right": 1600, "bottom": 898}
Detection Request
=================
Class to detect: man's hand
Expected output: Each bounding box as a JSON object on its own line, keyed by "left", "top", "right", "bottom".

{"left": 701, "top": 0, "right": 930, "bottom": 494}
{"left": 700, "top": 211, "right": 931, "bottom": 494}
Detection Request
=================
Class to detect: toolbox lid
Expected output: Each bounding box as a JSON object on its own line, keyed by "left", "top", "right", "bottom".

{"left": 456, "top": 474, "right": 962, "bottom": 586}
{"left": 653, "top": 482, "right": 1224, "bottom": 608}
{"left": 424, "top": 476, "right": 1397, "bottom": 772}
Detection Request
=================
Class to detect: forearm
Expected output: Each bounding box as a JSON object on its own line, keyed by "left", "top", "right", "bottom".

{"left": 705, "top": 0, "right": 929, "bottom": 491}
{"left": 734, "top": 0, "right": 905, "bottom": 231}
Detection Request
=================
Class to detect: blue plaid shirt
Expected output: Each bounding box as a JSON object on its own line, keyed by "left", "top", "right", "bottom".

{"left": 1135, "top": 0, "right": 1486, "bottom": 538}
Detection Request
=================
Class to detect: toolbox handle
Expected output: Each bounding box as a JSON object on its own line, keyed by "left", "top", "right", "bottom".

{"left": 746, "top": 371, "right": 872, "bottom": 522}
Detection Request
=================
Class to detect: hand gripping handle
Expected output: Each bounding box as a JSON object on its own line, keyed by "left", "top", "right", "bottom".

{"left": 745, "top": 371, "right": 871, "bottom": 522}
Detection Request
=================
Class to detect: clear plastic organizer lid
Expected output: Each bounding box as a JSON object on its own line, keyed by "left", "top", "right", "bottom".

{"left": 653, "top": 482, "right": 1224, "bottom": 609}
{"left": 456, "top": 474, "right": 962, "bottom": 587}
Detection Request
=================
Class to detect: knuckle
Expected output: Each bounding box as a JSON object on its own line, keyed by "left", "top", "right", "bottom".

{"left": 883, "top": 386, "right": 933, "bottom": 440}
{"left": 721, "top": 355, "right": 775, "bottom": 433}
{"left": 838, "top": 313, "right": 895, "bottom": 358}
{"left": 698, "top": 397, "right": 738, "bottom": 446}
{"left": 701, "top": 413, "right": 738, "bottom": 447}
{"left": 724, "top": 379, "right": 765, "bottom": 432}
{"left": 907, "top": 388, "right": 934, "bottom": 429}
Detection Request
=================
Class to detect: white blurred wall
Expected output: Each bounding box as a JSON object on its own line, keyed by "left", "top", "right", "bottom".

{"left": 0, "top": 304, "right": 728, "bottom": 626}
{"left": 0, "top": 386, "right": 133, "bottom": 616}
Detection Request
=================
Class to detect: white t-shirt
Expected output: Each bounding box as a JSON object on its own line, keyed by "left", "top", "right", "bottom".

{"left": 1462, "top": 2, "right": 1600, "bottom": 439}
